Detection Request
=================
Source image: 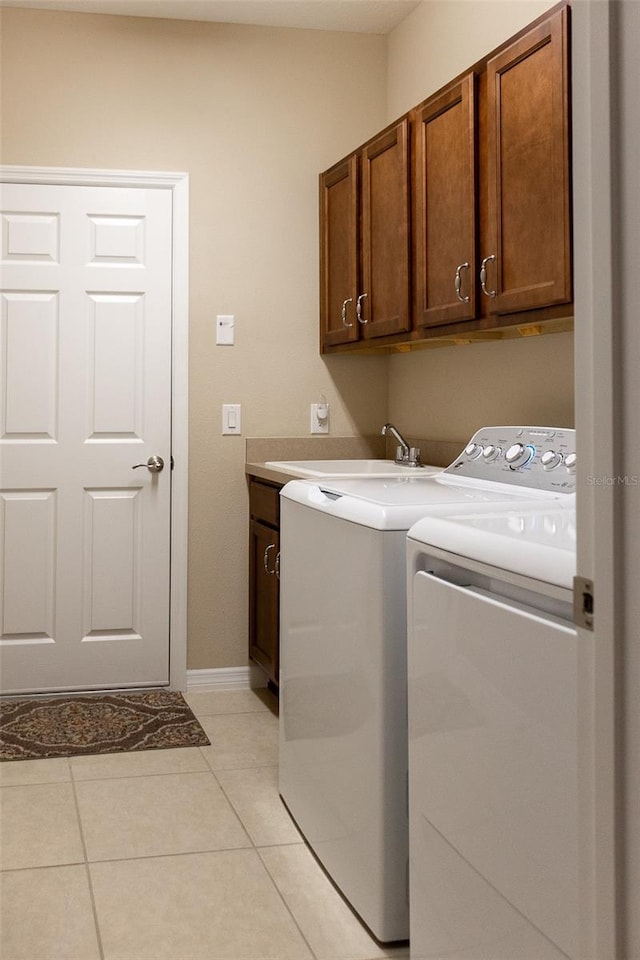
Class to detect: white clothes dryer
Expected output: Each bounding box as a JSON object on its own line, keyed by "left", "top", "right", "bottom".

{"left": 407, "top": 472, "right": 578, "bottom": 957}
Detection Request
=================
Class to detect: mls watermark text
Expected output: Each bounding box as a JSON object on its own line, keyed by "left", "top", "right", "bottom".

{"left": 587, "top": 475, "right": 639, "bottom": 486}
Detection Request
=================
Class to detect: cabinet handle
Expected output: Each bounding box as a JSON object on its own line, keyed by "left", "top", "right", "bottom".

{"left": 263, "top": 543, "right": 276, "bottom": 575}
{"left": 356, "top": 292, "right": 368, "bottom": 324}
{"left": 480, "top": 254, "right": 497, "bottom": 298}
{"left": 454, "top": 262, "right": 470, "bottom": 303}
{"left": 341, "top": 298, "right": 353, "bottom": 328}
{"left": 275, "top": 552, "right": 280, "bottom": 580}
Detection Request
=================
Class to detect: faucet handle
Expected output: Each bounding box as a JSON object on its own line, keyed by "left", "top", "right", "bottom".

{"left": 409, "top": 447, "right": 421, "bottom": 466}
{"left": 395, "top": 445, "right": 406, "bottom": 463}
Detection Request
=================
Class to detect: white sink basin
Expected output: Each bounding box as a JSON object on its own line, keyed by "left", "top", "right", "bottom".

{"left": 264, "top": 459, "right": 442, "bottom": 479}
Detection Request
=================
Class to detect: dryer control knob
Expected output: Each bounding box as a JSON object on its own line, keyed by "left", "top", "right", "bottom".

{"left": 541, "top": 450, "right": 563, "bottom": 471}
{"left": 565, "top": 452, "right": 577, "bottom": 473}
{"left": 505, "top": 442, "right": 534, "bottom": 468}
{"left": 464, "top": 442, "right": 483, "bottom": 460}
{"left": 482, "top": 444, "right": 501, "bottom": 462}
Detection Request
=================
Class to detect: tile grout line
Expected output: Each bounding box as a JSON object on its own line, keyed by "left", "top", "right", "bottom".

{"left": 70, "top": 842, "right": 263, "bottom": 867}
{"left": 255, "top": 843, "right": 320, "bottom": 960}
{"left": 0, "top": 860, "right": 85, "bottom": 875}
{"left": 208, "top": 763, "right": 257, "bottom": 844}
{"left": 186, "top": 708, "right": 272, "bottom": 718}
{"left": 69, "top": 761, "right": 214, "bottom": 784}
{"left": 1, "top": 760, "right": 274, "bottom": 786}
{"left": 202, "top": 708, "right": 319, "bottom": 960}
{"left": 69, "top": 768, "right": 106, "bottom": 960}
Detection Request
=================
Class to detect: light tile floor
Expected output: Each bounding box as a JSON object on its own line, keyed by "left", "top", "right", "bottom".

{"left": 0, "top": 687, "right": 410, "bottom": 960}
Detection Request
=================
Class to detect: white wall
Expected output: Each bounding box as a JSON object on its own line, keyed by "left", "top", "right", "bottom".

{"left": 385, "top": 0, "right": 574, "bottom": 443}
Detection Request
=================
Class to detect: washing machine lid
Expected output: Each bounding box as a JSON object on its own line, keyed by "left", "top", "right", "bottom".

{"left": 408, "top": 506, "right": 576, "bottom": 588}
{"left": 312, "top": 475, "right": 563, "bottom": 503}
{"left": 280, "top": 476, "right": 560, "bottom": 532}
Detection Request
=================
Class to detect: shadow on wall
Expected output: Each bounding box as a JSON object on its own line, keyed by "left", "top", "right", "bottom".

{"left": 322, "top": 353, "right": 389, "bottom": 436}
{"left": 385, "top": 331, "right": 575, "bottom": 443}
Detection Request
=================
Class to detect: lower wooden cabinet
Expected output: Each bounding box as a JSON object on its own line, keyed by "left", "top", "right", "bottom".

{"left": 248, "top": 479, "right": 281, "bottom": 689}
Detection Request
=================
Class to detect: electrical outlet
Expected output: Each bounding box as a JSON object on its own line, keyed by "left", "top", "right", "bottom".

{"left": 310, "top": 402, "right": 329, "bottom": 434}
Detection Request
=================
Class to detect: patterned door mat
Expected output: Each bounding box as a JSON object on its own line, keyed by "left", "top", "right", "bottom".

{"left": 0, "top": 691, "right": 209, "bottom": 761}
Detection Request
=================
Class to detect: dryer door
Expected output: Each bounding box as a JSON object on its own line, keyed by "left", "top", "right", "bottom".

{"left": 408, "top": 570, "right": 579, "bottom": 960}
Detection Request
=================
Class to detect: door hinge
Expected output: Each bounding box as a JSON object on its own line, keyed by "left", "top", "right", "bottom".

{"left": 170, "top": 455, "right": 174, "bottom": 470}
{"left": 573, "top": 575, "right": 594, "bottom": 631}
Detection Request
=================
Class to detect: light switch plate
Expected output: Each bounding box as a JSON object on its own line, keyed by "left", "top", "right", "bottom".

{"left": 222, "top": 403, "right": 241, "bottom": 435}
{"left": 216, "top": 315, "right": 235, "bottom": 345}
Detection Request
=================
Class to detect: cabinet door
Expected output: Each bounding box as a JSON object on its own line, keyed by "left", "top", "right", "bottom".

{"left": 485, "top": 7, "right": 571, "bottom": 314}
{"left": 361, "top": 119, "right": 411, "bottom": 339}
{"left": 320, "top": 154, "right": 359, "bottom": 348}
{"left": 249, "top": 519, "right": 280, "bottom": 685}
{"left": 414, "top": 74, "right": 477, "bottom": 329}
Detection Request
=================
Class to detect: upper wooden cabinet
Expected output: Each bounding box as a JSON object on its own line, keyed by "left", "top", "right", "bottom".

{"left": 321, "top": 3, "right": 572, "bottom": 354}
{"left": 360, "top": 121, "right": 411, "bottom": 339}
{"left": 414, "top": 6, "right": 571, "bottom": 333}
{"left": 413, "top": 73, "right": 478, "bottom": 329}
{"left": 484, "top": 7, "right": 571, "bottom": 315}
{"left": 319, "top": 155, "right": 359, "bottom": 348}
{"left": 320, "top": 119, "right": 411, "bottom": 351}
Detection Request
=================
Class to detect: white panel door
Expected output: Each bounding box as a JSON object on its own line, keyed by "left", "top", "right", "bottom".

{"left": 0, "top": 183, "right": 172, "bottom": 693}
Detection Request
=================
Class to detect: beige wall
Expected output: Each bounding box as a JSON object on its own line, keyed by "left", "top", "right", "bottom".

{"left": 0, "top": 7, "right": 389, "bottom": 670}
{"left": 385, "top": 0, "right": 575, "bottom": 443}
{"left": 1, "top": 2, "right": 577, "bottom": 675}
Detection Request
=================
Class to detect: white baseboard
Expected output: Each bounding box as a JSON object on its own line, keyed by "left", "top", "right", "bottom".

{"left": 186, "top": 665, "right": 268, "bottom": 693}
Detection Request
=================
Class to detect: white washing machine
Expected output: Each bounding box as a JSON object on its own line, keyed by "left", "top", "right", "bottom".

{"left": 278, "top": 426, "right": 575, "bottom": 944}
{"left": 407, "top": 438, "right": 578, "bottom": 958}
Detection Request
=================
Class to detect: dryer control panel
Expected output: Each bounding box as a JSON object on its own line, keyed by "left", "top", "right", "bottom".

{"left": 445, "top": 426, "right": 576, "bottom": 494}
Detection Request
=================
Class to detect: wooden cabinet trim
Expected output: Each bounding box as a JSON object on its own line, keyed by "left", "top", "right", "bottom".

{"left": 249, "top": 479, "right": 280, "bottom": 528}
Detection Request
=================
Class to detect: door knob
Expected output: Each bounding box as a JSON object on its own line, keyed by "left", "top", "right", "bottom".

{"left": 132, "top": 455, "right": 164, "bottom": 473}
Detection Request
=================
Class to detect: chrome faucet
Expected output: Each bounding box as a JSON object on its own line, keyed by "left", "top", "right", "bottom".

{"left": 381, "top": 423, "right": 421, "bottom": 466}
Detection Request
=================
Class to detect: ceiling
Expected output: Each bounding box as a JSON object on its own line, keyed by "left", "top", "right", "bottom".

{"left": 0, "top": 0, "right": 422, "bottom": 34}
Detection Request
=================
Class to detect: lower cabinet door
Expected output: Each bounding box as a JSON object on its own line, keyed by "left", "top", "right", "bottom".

{"left": 249, "top": 518, "right": 279, "bottom": 685}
